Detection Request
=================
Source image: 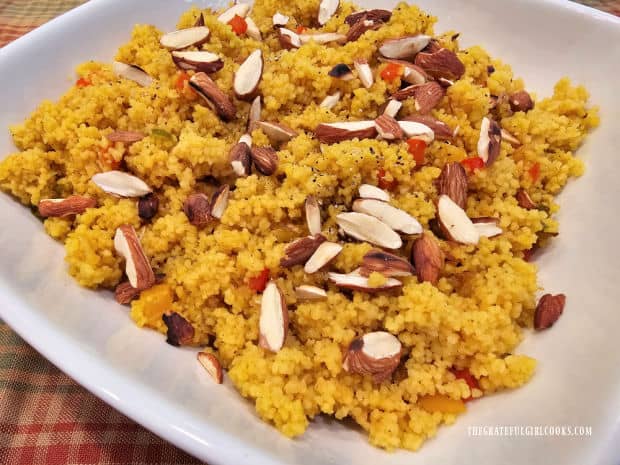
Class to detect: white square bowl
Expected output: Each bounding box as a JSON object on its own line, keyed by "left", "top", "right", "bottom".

{"left": 1, "top": 1, "right": 619, "bottom": 464}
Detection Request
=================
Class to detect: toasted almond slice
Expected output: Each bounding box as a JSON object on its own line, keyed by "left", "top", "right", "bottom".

{"left": 414, "top": 48, "right": 465, "bottom": 80}
{"left": 346, "top": 18, "right": 381, "bottom": 42}
{"left": 336, "top": 212, "right": 402, "bottom": 249}
{"left": 436, "top": 162, "right": 468, "bottom": 209}
{"left": 516, "top": 188, "right": 537, "bottom": 210}
{"left": 171, "top": 51, "right": 224, "bottom": 73}
{"left": 318, "top": 0, "right": 339, "bottom": 25}
{"left": 239, "top": 133, "right": 252, "bottom": 147}
{"left": 234, "top": 49, "right": 263, "bottom": 100}
{"left": 189, "top": 72, "right": 236, "bottom": 121}
{"left": 437, "top": 194, "right": 480, "bottom": 245}
{"left": 471, "top": 217, "right": 502, "bottom": 238}
{"left": 378, "top": 58, "right": 428, "bottom": 85}
{"left": 295, "top": 285, "right": 327, "bottom": 300}
{"left": 328, "top": 63, "right": 354, "bottom": 80}
{"left": 248, "top": 96, "right": 261, "bottom": 132}
{"left": 281, "top": 234, "right": 327, "bottom": 267}
{"left": 393, "top": 81, "right": 445, "bottom": 114}
{"left": 353, "top": 58, "right": 374, "bottom": 89}
{"left": 345, "top": 9, "right": 392, "bottom": 26}
{"left": 398, "top": 120, "right": 434, "bottom": 144}
{"left": 160, "top": 26, "right": 210, "bottom": 50}
{"left": 259, "top": 281, "right": 289, "bottom": 352}
{"left": 197, "top": 352, "right": 223, "bottom": 384}
{"left": 272, "top": 12, "right": 289, "bottom": 27}
{"left": 329, "top": 271, "right": 402, "bottom": 292}
{"left": 534, "top": 293, "right": 566, "bottom": 330}
{"left": 320, "top": 91, "right": 341, "bottom": 110}
{"left": 162, "top": 311, "right": 194, "bottom": 346}
{"left": 255, "top": 121, "right": 298, "bottom": 143}
{"left": 477, "top": 117, "right": 502, "bottom": 166}
{"left": 402, "top": 115, "right": 454, "bottom": 140}
{"left": 352, "top": 198, "right": 422, "bottom": 235}
{"left": 92, "top": 171, "right": 151, "bottom": 197}
{"left": 360, "top": 249, "right": 414, "bottom": 277}
{"left": 38, "top": 196, "right": 96, "bottom": 218}
{"left": 106, "top": 130, "right": 145, "bottom": 143}
{"left": 509, "top": 90, "right": 534, "bottom": 113}
{"left": 245, "top": 17, "right": 262, "bottom": 41}
{"left": 278, "top": 28, "right": 301, "bottom": 49}
{"left": 381, "top": 99, "right": 402, "bottom": 118}
{"left": 315, "top": 121, "right": 377, "bottom": 144}
{"left": 300, "top": 33, "right": 346, "bottom": 45}
{"left": 374, "top": 114, "right": 403, "bottom": 140}
{"left": 114, "top": 280, "right": 141, "bottom": 305}
{"left": 250, "top": 146, "right": 278, "bottom": 175}
{"left": 112, "top": 62, "right": 153, "bottom": 87}
{"left": 194, "top": 13, "right": 205, "bottom": 27}
{"left": 379, "top": 35, "right": 431, "bottom": 60}
{"left": 359, "top": 184, "right": 390, "bottom": 202}
{"left": 210, "top": 185, "right": 230, "bottom": 219}
{"left": 304, "top": 241, "right": 343, "bottom": 274}
{"left": 114, "top": 224, "right": 156, "bottom": 290}
{"left": 412, "top": 232, "right": 444, "bottom": 285}
{"left": 343, "top": 331, "right": 402, "bottom": 382}
{"left": 217, "top": 3, "right": 251, "bottom": 23}
{"left": 305, "top": 195, "right": 322, "bottom": 236}
{"left": 501, "top": 128, "right": 521, "bottom": 146}
{"left": 229, "top": 141, "right": 252, "bottom": 176}
{"left": 184, "top": 193, "right": 212, "bottom": 227}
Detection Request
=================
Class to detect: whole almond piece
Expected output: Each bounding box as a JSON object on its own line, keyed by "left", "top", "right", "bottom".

{"left": 254, "top": 121, "right": 298, "bottom": 144}
{"left": 160, "top": 26, "right": 210, "bottom": 50}
{"left": 162, "top": 311, "right": 194, "bottom": 346}
{"left": 184, "top": 193, "right": 212, "bottom": 227}
{"left": 234, "top": 49, "right": 263, "bottom": 100}
{"left": 197, "top": 351, "right": 224, "bottom": 384}
{"left": 336, "top": 212, "right": 402, "bottom": 249}
{"left": 534, "top": 293, "right": 566, "bottom": 330}
{"left": 229, "top": 141, "right": 252, "bottom": 177}
{"left": 477, "top": 117, "right": 502, "bottom": 166}
{"left": 374, "top": 114, "right": 403, "bottom": 140}
{"left": 304, "top": 241, "right": 343, "bottom": 274}
{"left": 106, "top": 130, "right": 145, "bottom": 143}
{"left": 414, "top": 48, "right": 465, "bottom": 81}
{"left": 315, "top": 121, "right": 377, "bottom": 144}
{"left": 259, "top": 281, "right": 289, "bottom": 352}
{"left": 210, "top": 184, "right": 230, "bottom": 219}
{"left": 516, "top": 188, "right": 537, "bottom": 210}
{"left": 112, "top": 62, "right": 153, "bottom": 87}
{"left": 171, "top": 51, "right": 224, "bottom": 73}
{"left": 305, "top": 195, "right": 322, "bottom": 236}
{"left": 360, "top": 249, "right": 414, "bottom": 277}
{"left": 92, "top": 171, "right": 151, "bottom": 198}
{"left": 412, "top": 233, "right": 444, "bottom": 285}
{"left": 328, "top": 270, "right": 402, "bottom": 293}
{"left": 509, "top": 90, "right": 534, "bottom": 113}
{"left": 280, "top": 234, "right": 327, "bottom": 268}
{"left": 345, "top": 9, "right": 392, "bottom": 26}
{"left": 250, "top": 146, "right": 278, "bottom": 175}
{"left": 278, "top": 28, "right": 301, "bottom": 49}
{"left": 379, "top": 35, "right": 431, "bottom": 60}
{"left": 436, "top": 162, "right": 468, "bottom": 209}
{"left": 38, "top": 196, "right": 97, "bottom": 218}
{"left": 342, "top": 331, "right": 402, "bottom": 383}
{"left": 189, "top": 72, "right": 236, "bottom": 121}
{"left": 393, "top": 81, "right": 445, "bottom": 114}
{"left": 436, "top": 195, "right": 480, "bottom": 245}
{"left": 402, "top": 114, "right": 454, "bottom": 140}
{"left": 114, "top": 224, "right": 156, "bottom": 290}
{"left": 346, "top": 19, "right": 381, "bottom": 42}
{"left": 114, "top": 280, "right": 142, "bottom": 305}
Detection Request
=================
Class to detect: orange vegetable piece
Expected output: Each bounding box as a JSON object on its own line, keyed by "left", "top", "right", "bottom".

{"left": 248, "top": 268, "right": 270, "bottom": 293}
{"left": 228, "top": 15, "right": 248, "bottom": 36}
{"left": 131, "top": 283, "right": 174, "bottom": 329}
{"left": 406, "top": 138, "right": 427, "bottom": 166}
{"left": 380, "top": 63, "right": 403, "bottom": 83}
{"left": 76, "top": 77, "right": 91, "bottom": 87}
{"left": 377, "top": 168, "right": 397, "bottom": 191}
{"left": 529, "top": 162, "right": 541, "bottom": 182}
{"left": 418, "top": 395, "right": 466, "bottom": 414}
{"left": 451, "top": 368, "right": 480, "bottom": 402}
{"left": 98, "top": 144, "right": 121, "bottom": 171}
{"left": 460, "top": 156, "right": 485, "bottom": 173}
{"left": 295, "top": 25, "right": 307, "bottom": 34}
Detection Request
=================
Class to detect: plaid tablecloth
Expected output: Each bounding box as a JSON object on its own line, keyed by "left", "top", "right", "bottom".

{"left": 0, "top": 1, "right": 618, "bottom": 464}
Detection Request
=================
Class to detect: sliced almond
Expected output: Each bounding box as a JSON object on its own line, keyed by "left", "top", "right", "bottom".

{"left": 328, "top": 63, "right": 354, "bottom": 80}
{"left": 114, "top": 224, "right": 156, "bottom": 290}
{"left": 343, "top": 331, "right": 402, "bottom": 382}
{"left": 280, "top": 234, "right": 327, "bottom": 267}
{"left": 234, "top": 49, "right": 263, "bottom": 100}
{"left": 353, "top": 58, "right": 374, "bottom": 89}
{"left": 346, "top": 19, "right": 381, "bottom": 42}
{"left": 229, "top": 141, "right": 252, "bottom": 177}
{"left": 171, "top": 51, "right": 224, "bottom": 73}
{"left": 328, "top": 271, "right": 402, "bottom": 293}
{"left": 379, "top": 35, "right": 431, "bottom": 60}
{"left": 320, "top": 91, "right": 341, "bottom": 110}
{"left": 414, "top": 48, "right": 465, "bottom": 81}
{"left": 305, "top": 195, "right": 322, "bottom": 236}
{"left": 255, "top": 121, "right": 298, "bottom": 143}
{"left": 359, "top": 249, "right": 414, "bottom": 277}
{"left": 217, "top": 3, "right": 251, "bottom": 24}
{"left": 304, "top": 241, "right": 342, "bottom": 274}
{"left": 398, "top": 120, "right": 434, "bottom": 143}
{"left": 259, "top": 281, "right": 289, "bottom": 352}
{"left": 197, "top": 352, "right": 223, "bottom": 384}
{"left": 38, "top": 196, "right": 97, "bottom": 218}
{"left": 436, "top": 194, "right": 480, "bottom": 245}
{"left": 210, "top": 185, "right": 230, "bottom": 219}
{"left": 516, "top": 188, "right": 537, "bottom": 210}
{"left": 374, "top": 114, "right": 403, "bottom": 140}
{"left": 272, "top": 12, "right": 289, "bottom": 27}
{"left": 248, "top": 96, "right": 262, "bottom": 132}
{"left": 381, "top": 99, "right": 402, "bottom": 118}
{"left": 534, "top": 293, "right": 566, "bottom": 330}
{"left": 378, "top": 58, "right": 428, "bottom": 85}
{"left": 92, "top": 171, "right": 151, "bottom": 197}
{"left": 160, "top": 26, "right": 210, "bottom": 50}
{"left": 112, "top": 62, "right": 153, "bottom": 87}
{"left": 250, "top": 146, "right": 278, "bottom": 175}
{"left": 315, "top": 120, "right": 377, "bottom": 144}
{"left": 245, "top": 17, "right": 262, "bottom": 41}
{"left": 402, "top": 115, "right": 454, "bottom": 140}
{"left": 359, "top": 184, "right": 390, "bottom": 202}
{"left": 336, "top": 212, "right": 402, "bottom": 249}
{"left": 278, "top": 28, "right": 301, "bottom": 49}
{"left": 500, "top": 128, "right": 521, "bottom": 146}
{"left": 162, "top": 311, "right": 194, "bottom": 346}
{"left": 114, "top": 280, "right": 141, "bottom": 305}
{"left": 106, "top": 130, "right": 145, "bottom": 143}
{"left": 345, "top": 9, "right": 392, "bottom": 26}
{"left": 509, "top": 90, "right": 534, "bottom": 113}
{"left": 318, "top": 0, "right": 340, "bottom": 25}
{"left": 352, "top": 198, "right": 422, "bottom": 235}
{"left": 436, "top": 162, "right": 468, "bottom": 209}
{"left": 471, "top": 217, "right": 502, "bottom": 238}
{"left": 239, "top": 133, "right": 252, "bottom": 147}
{"left": 300, "top": 33, "right": 346, "bottom": 45}
{"left": 295, "top": 285, "right": 327, "bottom": 300}
{"left": 411, "top": 232, "right": 444, "bottom": 285}
{"left": 189, "top": 72, "right": 236, "bottom": 121}
{"left": 183, "top": 193, "right": 212, "bottom": 227}
{"left": 194, "top": 13, "right": 205, "bottom": 27}
{"left": 477, "top": 117, "right": 502, "bottom": 166}
{"left": 393, "top": 81, "right": 445, "bottom": 114}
